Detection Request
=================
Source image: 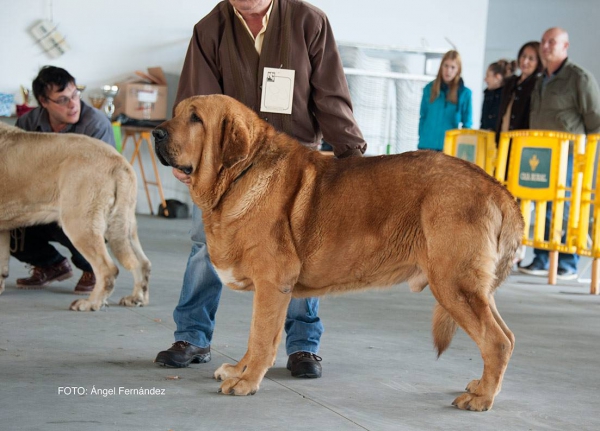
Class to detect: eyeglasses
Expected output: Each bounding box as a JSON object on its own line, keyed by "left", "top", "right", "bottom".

{"left": 46, "top": 90, "right": 81, "bottom": 107}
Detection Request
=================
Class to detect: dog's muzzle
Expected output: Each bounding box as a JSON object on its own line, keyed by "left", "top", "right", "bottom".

{"left": 152, "top": 127, "right": 171, "bottom": 167}
{"left": 152, "top": 127, "right": 193, "bottom": 175}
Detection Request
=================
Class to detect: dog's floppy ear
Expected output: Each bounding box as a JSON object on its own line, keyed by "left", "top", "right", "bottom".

{"left": 220, "top": 114, "right": 250, "bottom": 169}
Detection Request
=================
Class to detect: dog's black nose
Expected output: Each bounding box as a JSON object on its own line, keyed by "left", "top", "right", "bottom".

{"left": 152, "top": 128, "right": 168, "bottom": 142}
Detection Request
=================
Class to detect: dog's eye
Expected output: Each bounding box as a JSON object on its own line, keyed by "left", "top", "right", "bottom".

{"left": 190, "top": 112, "right": 203, "bottom": 124}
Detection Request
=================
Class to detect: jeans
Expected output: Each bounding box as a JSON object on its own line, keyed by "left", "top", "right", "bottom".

{"left": 10, "top": 223, "right": 93, "bottom": 272}
{"left": 531, "top": 151, "right": 578, "bottom": 272}
{"left": 173, "top": 206, "right": 323, "bottom": 355}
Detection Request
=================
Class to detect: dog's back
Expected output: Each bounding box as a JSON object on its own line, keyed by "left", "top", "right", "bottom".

{"left": 276, "top": 149, "right": 523, "bottom": 301}
{"left": 0, "top": 124, "right": 134, "bottom": 230}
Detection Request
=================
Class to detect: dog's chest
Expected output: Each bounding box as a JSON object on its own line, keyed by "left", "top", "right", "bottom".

{"left": 213, "top": 266, "right": 253, "bottom": 291}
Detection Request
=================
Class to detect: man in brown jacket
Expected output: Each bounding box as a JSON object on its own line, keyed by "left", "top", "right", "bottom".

{"left": 155, "top": 0, "right": 367, "bottom": 378}
{"left": 519, "top": 27, "right": 600, "bottom": 280}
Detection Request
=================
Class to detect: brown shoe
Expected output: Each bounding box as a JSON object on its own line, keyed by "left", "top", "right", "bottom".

{"left": 74, "top": 272, "right": 96, "bottom": 294}
{"left": 16, "top": 259, "right": 73, "bottom": 289}
{"left": 154, "top": 341, "right": 211, "bottom": 367}
{"left": 286, "top": 352, "right": 322, "bottom": 378}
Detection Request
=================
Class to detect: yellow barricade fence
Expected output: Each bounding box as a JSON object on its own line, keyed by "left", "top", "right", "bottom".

{"left": 443, "top": 129, "right": 497, "bottom": 176}
{"left": 573, "top": 134, "right": 600, "bottom": 294}
{"left": 495, "top": 130, "right": 586, "bottom": 286}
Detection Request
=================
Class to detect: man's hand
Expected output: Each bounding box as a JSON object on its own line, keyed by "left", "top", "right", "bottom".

{"left": 172, "top": 168, "right": 191, "bottom": 186}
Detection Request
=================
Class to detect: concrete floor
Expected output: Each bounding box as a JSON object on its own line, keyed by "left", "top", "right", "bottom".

{"left": 1, "top": 214, "right": 599, "bottom": 431}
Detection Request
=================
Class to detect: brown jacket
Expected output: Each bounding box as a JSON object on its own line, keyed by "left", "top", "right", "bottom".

{"left": 176, "top": 0, "right": 366, "bottom": 157}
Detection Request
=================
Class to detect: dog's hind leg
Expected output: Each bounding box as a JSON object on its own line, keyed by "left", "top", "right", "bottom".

{"left": 424, "top": 220, "right": 512, "bottom": 412}
{"left": 102, "top": 167, "right": 151, "bottom": 307}
{"left": 465, "top": 294, "right": 515, "bottom": 395}
{"left": 62, "top": 214, "right": 118, "bottom": 312}
{"left": 0, "top": 230, "right": 9, "bottom": 295}
{"left": 487, "top": 294, "right": 515, "bottom": 353}
{"left": 428, "top": 259, "right": 512, "bottom": 412}
{"left": 215, "top": 281, "right": 292, "bottom": 395}
{"left": 107, "top": 215, "right": 151, "bottom": 307}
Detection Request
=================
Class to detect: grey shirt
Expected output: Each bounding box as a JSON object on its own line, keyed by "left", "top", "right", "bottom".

{"left": 16, "top": 100, "right": 116, "bottom": 147}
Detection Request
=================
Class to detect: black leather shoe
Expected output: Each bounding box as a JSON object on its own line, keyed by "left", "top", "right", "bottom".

{"left": 154, "top": 341, "right": 211, "bottom": 368}
{"left": 286, "top": 352, "right": 322, "bottom": 378}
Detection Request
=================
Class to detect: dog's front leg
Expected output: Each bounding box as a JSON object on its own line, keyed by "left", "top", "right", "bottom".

{"left": 0, "top": 231, "right": 9, "bottom": 295}
{"left": 215, "top": 282, "right": 291, "bottom": 395}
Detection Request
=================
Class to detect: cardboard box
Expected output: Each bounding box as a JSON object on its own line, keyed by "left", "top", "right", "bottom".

{"left": 113, "top": 67, "right": 168, "bottom": 120}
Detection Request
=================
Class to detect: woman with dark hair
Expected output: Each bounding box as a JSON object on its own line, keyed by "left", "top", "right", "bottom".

{"left": 418, "top": 50, "right": 473, "bottom": 151}
{"left": 495, "top": 41, "right": 543, "bottom": 139}
{"left": 496, "top": 42, "right": 543, "bottom": 266}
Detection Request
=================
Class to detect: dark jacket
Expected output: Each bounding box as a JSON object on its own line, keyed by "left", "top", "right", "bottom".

{"left": 480, "top": 86, "right": 503, "bottom": 130}
{"left": 495, "top": 73, "right": 539, "bottom": 140}
{"left": 530, "top": 59, "right": 600, "bottom": 134}
{"left": 176, "top": 0, "right": 366, "bottom": 156}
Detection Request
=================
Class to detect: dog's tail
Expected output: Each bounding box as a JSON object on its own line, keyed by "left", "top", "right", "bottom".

{"left": 432, "top": 303, "right": 458, "bottom": 357}
{"left": 105, "top": 164, "right": 137, "bottom": 248}
{"left": 106, "top": 162, "right": 151, "bottom": 282}
{"left": 493, "top": 197, "right": 524, "bottom": 290}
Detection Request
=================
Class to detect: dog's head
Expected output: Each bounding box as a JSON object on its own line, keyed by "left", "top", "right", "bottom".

{"left": 153, "top": 95, "right": 257, "bottom": 187}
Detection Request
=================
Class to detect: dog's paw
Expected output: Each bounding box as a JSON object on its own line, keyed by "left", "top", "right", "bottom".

{"left": 218, "top": 377, "right": 259, "bottom": 396}
{"left": 0, "top": 278, "right": 5, "bottom": 296}
{"left": 465, "top": 379, "right": 480, "bottom": 393}
{"left": 452, "top": 393, "right": 494, "bottom": 412}
{"left": 214, "top": 363, "right": 242, "bottom": 381}
{"left": 119, "top": 295, "right": 147, "bottom": 307}
{"left": 465, "top": 379, "right": 502, "bottom": 396}
{"left": 69, "top": 299, "right": 103, "bottom": 311}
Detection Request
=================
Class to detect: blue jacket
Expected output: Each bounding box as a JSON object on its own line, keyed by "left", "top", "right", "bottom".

{"left": 418, "top": 80, "right": 473, "bottom": 151}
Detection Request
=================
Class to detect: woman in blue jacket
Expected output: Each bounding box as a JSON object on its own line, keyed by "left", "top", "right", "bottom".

{"left": 418, "top": 50, "right": 473, "bottom": 151}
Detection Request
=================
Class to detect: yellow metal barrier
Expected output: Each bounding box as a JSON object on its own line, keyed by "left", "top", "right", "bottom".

{"left": 573, "top": 134, "right": 600, "bottom": 294}
{"left": 443, "top": 129, "right": 497, "bottom": 175}
{"left": 495, "top": 130, "right": 586, "bottom": 285}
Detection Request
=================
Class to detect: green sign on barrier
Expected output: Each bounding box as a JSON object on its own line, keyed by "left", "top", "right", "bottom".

{"left": 457, "top": 143, "right": 476, "bottom": 163}
{"left": 518, "top": 147, "right": 551, "bottom": 189}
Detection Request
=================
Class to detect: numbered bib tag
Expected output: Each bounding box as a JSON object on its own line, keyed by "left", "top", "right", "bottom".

{"left": 260, "top": 67, "right": 295, "bottom": 114}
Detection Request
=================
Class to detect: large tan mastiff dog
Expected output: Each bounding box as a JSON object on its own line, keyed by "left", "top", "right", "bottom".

{"left": 153, "top": 95, "right": 524, "bottom": 411}
{"left": 0, "top": 123, "right": 151, "bottom": 311}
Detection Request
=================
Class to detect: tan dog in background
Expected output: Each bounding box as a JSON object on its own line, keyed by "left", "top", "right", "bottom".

{"left": 153, "top": 95, "right": 524, "bottom": 411}
{"left": 0, "top": 123, "right": 151, "bottom": 311}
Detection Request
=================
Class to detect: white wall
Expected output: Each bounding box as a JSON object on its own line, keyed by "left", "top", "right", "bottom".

{"left": 0, "top": 0, "right": 489, "bottom": 214}
{"left": 0, "top": 0, "right": 205, "bottom": 93}
{"left": 485, "top": 0, "right": 600, "bottom": 82}
{"left": 314, "top": 0, "right": 489, "bottom": 121}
